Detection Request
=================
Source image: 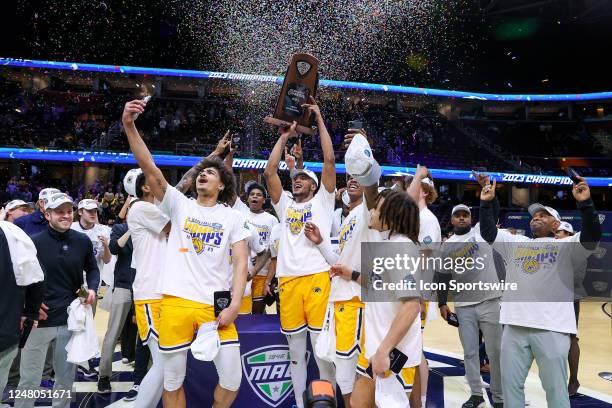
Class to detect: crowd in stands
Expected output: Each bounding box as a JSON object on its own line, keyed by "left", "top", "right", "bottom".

{"left": 0, "top": 75, "right": 610, "bottom": 177}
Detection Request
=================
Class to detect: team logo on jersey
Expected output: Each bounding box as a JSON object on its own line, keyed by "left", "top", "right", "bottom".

{"left": 249, "top": 222, "right": 271, "bottom": 246}
{"left": 338, "top": 217, "right": 357, "bottom": 252}
{"left": 285, "top": 205, "right": 312, "bottom": 235}
{"left": 513, "top": 244, "right": 559, "bottom": 274}
{"left": 182, "top": 218, "right": 224, "bottom": 254}
{"left": 599, "top": 214, "right": 606, "bottom": 224}
{"left": 422, "top": 236, "right": 433, "bottom": 245}
{"left": 242, "top": 345, "right": 311, "bottom": 407}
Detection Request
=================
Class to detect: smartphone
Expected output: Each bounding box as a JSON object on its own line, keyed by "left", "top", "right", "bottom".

{"left": 565, "top": 167, "right": 581, "bottom": 184}
{"left": 348, "top": 120, "right": 363, "bottom": 130}
{"left": 214, "top": 291, "right": 232, "bottom": 317}
{"left": 446, "top": 312, "right": 460, "bottom": 327}
{"left": 365, "top": 347, "right": 409, "bottom": 376}
{"left": 19, "top": 319, "right": 34, "bottom": 348}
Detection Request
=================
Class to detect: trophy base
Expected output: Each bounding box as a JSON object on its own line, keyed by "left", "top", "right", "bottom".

{"left": 264, "top": 116, "right": 316, "bottom": 135}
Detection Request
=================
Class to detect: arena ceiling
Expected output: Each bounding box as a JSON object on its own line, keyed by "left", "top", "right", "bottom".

{"left": 0, "top": 0, "right": 611, "bottom": 94}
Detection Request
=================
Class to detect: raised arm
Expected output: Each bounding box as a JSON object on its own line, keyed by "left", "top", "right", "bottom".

{"left": 478, "top": 179, "right": 499, "bottom": 244}
{"left": 122, "top": 100, "right": 167, "bottom": 202}
{"left": 572, "top": 176, "right": 601, "bottom": 250}
{"left": 303, "top": 97, "right": 335, "bottom": 193}
{"left": 344, "top": 129, "right": 380, "bottom": 210}
{"left": 175, "top": 131, "right": 232, "bottom": 194}
{"left": 407, "top": 165, "right": 428, "bottom": 207}
{"left": 264, "top": 122, "right": 297, "bottom": 204}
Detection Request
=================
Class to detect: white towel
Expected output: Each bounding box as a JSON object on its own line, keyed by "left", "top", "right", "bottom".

{"left": 66, "top": 298, "right": 99, "bottom": 364}
{"left": 0, "top": 221, "right": 44, "bottom": 286}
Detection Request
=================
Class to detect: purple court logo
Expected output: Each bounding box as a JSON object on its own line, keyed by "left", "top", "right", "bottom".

{"left": 242, "top": 345, "right": 310, "bottom": 407}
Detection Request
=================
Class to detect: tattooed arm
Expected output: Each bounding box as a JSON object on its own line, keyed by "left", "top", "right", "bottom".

{"left": 175, "top": 131, "right": 232, "bottom": 194}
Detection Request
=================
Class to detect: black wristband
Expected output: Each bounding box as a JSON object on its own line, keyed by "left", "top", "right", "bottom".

{"left": 351, "top": 270, "right": 361, "bottom": 282}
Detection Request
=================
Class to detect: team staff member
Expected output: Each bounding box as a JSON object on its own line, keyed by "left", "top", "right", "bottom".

{"left": 15, "top": 192, "right": 99, "bottom": 408}
{"left": 1, "top": 200, "right": 30, "bottom": 223}
{"left": 8, "top": 188, "right": 59, "bottom": 393}
{"left": 97, "top": 217, "right": 136, "bottom": 394}
{"left": 264, "top": 98, "right": 337, "bottom": 408}
{"left": 123, "top": 99, "right": 250, "bottom": 408}
{"left": 479, "top": 176, "right": 601, "bottom": 408}
{"left": 14, "top": 188, "right": 60, "bottom": 235}
{"left": 437, "top": 204, "right": 503, "bottom": 408}
{"left": 0, "top": 221, "right": 45, "bottom": 395}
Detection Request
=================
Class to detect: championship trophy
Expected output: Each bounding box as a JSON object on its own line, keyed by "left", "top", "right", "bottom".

{"left": 264, "top": 53, "right": 319, "bottom": 135}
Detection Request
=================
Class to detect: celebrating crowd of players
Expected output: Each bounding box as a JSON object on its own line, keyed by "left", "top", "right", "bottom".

{"left": 0, "top": 96, "right": 602, "bottom": 408}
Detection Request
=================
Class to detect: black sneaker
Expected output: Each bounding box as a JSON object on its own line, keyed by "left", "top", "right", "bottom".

{"left": 462, "top": 395, "right": 486, "bottom": 408}
{"left": 97, "top": 376, "right": 111, "bottom": 394}
{"left": 78, "top": 365, "right": 98, "bottom": 378}
{"left": 123, "top": 385, "right": 139, "bottom": 401}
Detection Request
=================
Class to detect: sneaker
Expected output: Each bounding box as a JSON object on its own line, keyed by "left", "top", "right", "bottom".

{"left": 123, "top": 385, "right": 139, "bottom": 401}
{"left": 97, "top": 376, "right": 111, "bottom": 394}
{"left": 40, "top": 379, "right": 55, "bottom": 388}
{"left": 78, "top": 365, "right": 98, "bottom": 378}
{"left": 462, "top": 395, "right": 486, "bottom": 408}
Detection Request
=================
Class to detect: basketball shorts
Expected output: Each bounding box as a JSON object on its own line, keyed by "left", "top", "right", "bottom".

{"left": 278, "top": 271, "right": 330, "bottom": 334}
{"left": 158, "top": 295, "right": 239, "bottom": 353}
{"left": 334, "top": 297, "right": 365, "bottom": 358}
{"left": 134, "top": 299, "right": 161, "bottom": 345}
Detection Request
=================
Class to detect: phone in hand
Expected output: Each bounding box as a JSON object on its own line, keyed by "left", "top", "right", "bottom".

{"left": 565, "top": 167, "right": 581, "bottom": 184}
{"left": 214, "top": 291, "right": 232, "bottom": 317}
{"left": 365, "top": 347, "right": 409, "bottom": 377}
{"left": 20, "top": 318, "right": 34, "bottom": 348}
{"left": 348, "top": 120, "right": 363, "bottom": 130}
{"left": 446, "top": 312, "right": 460, "bottom": 327}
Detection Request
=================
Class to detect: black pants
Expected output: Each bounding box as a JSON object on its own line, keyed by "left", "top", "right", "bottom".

{"left": 132, "top": 338, "right": 151, "bottom": 385}
{"left": 120, "top": 308, "right": 138, "bottom": 362}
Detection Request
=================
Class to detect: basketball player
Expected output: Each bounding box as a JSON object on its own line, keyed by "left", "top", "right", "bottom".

{"left": 123, "top": 99, "right": 250, "bottom": 408}
{"left": 555, "top": 221, "right": 587, "bottom": 396}
{"left": 303, "top": 130, "right": 380, "bottom": 407}
{"left": 437, "top": 204, "right": 503, "bottom": 408}
{"left": 479, "top": 176, "right": 601, "bottom": 408}
{"left": 263, "top": 97, "right": 336, "bottom": 408}
{"left": 228, "top": 178, "right": 278, "bottom": 313}
{"left": 406, "top": 165, "right": 442, "bottom": 408}
{"left": 350, "top": 188, "right": 423, "bottom": 408}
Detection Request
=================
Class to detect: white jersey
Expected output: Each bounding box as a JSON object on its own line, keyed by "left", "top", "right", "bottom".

{"left": 127, "top": 200, "right": 169, "bottom": 301}
{"left": 71, "top": 221, "right": 111, "bottom": 285}
{"left": 418, "top": 207, "right": 441, "bottom": 250}
{"left": 159, "top": 186, "right": 251, "bottom": 304}
{"left": 232, "top": 199, "right": 279, "bottom": 276}
{"left": 331, "top": 208, "right": 344, "bottom": 237}
{"left": 330, "top": 201, "right": 381, "bottom": 302}
{"left": 364, "top": 234, "right": 422, "bottom": 367}
{"left": 440, "top": 228, "right": 502, "bottom": 307}
{"left": 493, "top": 230, "right": 592, "bottom": 334}
{"left": 269, "top": 224, "right": 281, "bottom": 259}
{"left": 272, "top": 189, "right": 335, "bottom": 277}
